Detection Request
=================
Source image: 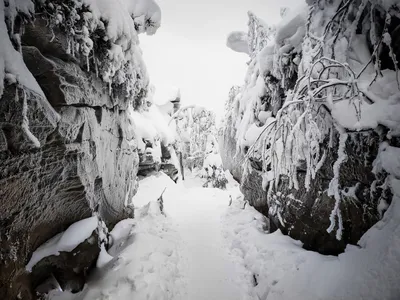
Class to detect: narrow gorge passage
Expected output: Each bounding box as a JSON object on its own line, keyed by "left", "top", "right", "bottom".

{"left": 2, "top": 0, "right": 400, "bottom": 299}
{"left": 49, "top": 173, "right": 257, "bottom": 300}
{"left": 47, "top": 171, "right": 400, "bottom": 300}
{"left": 164, "top": 185, "right": 245, "bottom": 300}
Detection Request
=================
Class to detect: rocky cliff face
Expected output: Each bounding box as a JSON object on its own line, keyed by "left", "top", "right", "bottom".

{"left": 220, "top": 1, "right": 399, "bottom": 255}
{"left": 0, "top": 0, "right": 160, "bottom": 298}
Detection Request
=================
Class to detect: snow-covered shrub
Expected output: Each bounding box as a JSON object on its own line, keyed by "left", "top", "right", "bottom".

{"left": 171, "top": 105, "right": 218, "bottom": 170}
{"left": 201, "top": 135, "right": 228, "bottom": 189}
{"left": 202, "top": 152, "right": 228, "bottom": 189}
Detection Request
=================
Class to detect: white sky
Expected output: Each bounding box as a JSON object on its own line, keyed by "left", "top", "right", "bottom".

{"left": 140, "top": 0, "right": 300, "bottom": 118}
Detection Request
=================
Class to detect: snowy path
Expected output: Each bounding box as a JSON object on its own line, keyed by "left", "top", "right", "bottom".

{"left": 164, "top": 187, "right": 245, "bottom": 300}
{"left": 49, "top": 172, "right": 400, "bottom": 300}
{"left": 49, "top": 173, "right": 253, "bottom": 300}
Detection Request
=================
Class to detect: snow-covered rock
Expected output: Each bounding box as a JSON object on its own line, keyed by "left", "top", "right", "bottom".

{"left": 0, "top": 0, "right": 161, "bottom": 298}
{"left": 26, "top": 216, "right": 99, "bottom": 272}
{"left": 221, "top": 0, "right": 400, "bottom": 255}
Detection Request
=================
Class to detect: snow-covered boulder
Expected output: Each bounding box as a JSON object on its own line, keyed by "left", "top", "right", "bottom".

{"left": 220, "top": 1, "right": 400, "bottom": 255}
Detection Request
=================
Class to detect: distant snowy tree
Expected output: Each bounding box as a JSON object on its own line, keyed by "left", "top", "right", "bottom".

{"left": 247, "top": 11, "right": 276, "bottom": 58}
{"left": 170, "top": 105, "right": 217, "bottom": 170}
{"left": 201, "top": 136, "right": 228, "bottom": 189}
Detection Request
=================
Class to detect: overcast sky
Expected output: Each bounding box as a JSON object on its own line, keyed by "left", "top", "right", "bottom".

{"left": 140, "top": 0, "right": 300, "bottom": 118}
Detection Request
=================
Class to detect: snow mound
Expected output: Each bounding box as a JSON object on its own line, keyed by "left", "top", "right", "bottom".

{"left": 96, "top": 243, "right": 113, "bottom": 268}
{"left": 274, "top": 3, "right": 308, "bottom": 46}
{"left": 131, "top": 172, "right": 177, "bottom": 208}
{"left": 226, "top": 31, "right": 249, "bottom": 54}
{"left": 109, "top": 218, "right": 135, "bottom": 247}
{"left": 128, "top": 103, "right": 175, "bottom": 155}
{"left": 203, "top": 152, "right": 222, "bottom": 169}
{"left": 82, "top": 0, "right": 161, "bottom": 40}
{"left": 223, "top": 188, "right": 400, "bottom": 300}
{"left": 26, "top": 216, "right": 98, "bottom": 272}
{"left": 49, "top": 200, "right": 184, "bottom": 300}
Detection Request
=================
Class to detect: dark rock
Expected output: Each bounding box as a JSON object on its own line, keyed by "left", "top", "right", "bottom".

{"left": 240, "top": 168, "right": 268, "bottom": 214}
{"left": 31, "top": 233, "right": 100, "bottom": 295}
{"left": 0, "top": 85, "right": 92, "bottom": 299}
{"left": 221, "top": 125, "right": 384, "bottom": 255}
{"left": 267, "top": 132, "right": 383, "bottom": 255}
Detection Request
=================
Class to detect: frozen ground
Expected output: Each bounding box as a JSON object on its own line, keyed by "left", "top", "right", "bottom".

{"left": 49, "top": 171, "right": 400, "bottom": 300}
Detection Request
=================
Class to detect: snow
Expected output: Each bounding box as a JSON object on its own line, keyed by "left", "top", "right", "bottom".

{"left": 274, "top": 3, "right": 308, "bottom": 46}
{"left": 42, "top": 0, "right": 162, "bottom": 102}
{"left": 226, "top": 31, "right": 249, "bottom": 54}
{"left": 0, "top": 0, "right": 60, "bottom": 134}
{"left": 0, "top": 0, "right": 42, "bottom": 99}
{"left": 222, "top": 177, "right": 400, "bottom": 300}
{"left": 108, "top": 218, "right": 135, "bottom": 246}
{"left": 96, "top": 244, "right": 114, "bottom": 268}
{"left": 82, "top": 0, "right": 161, "bottom": 40}
{"left": 26, "top": 216, "right": 98, "bottom": 272}
{"left": 128, "top": 103, "right": 175, "bottom": 153}
{"left": 46, "top": 171, "right": 400, "bottom": 300}
{"left": 130, "top": 172, "right": 177, "bottom": 207}
{"left": 374, "top": 142, "right": 400, "bottom": 178}
{"left": 224, "top": 1, "right": 400, "bottom": 245}
{"left": 203, "top": 152, "right": 222, "bottom": 169}
{"left": 243, "top": 118, "right": 275, "bottom": 148}
{"left": 258, "top": 110, "right": 272, "bottom": 124}
{"left": 330, "top": 70, "right": 400, "bottom": 136}
{"left": 49, "top": 180, "right": 185, "bottom": 300}
{"left": 327, "top": 132, "right": 348, "bottom": 240}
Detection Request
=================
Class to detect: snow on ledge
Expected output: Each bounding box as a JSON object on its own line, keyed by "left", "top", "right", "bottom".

{"left": 82, "top": 0, "right": 161, "bottom": 41}
{"left": 0, "top": 0, "right": 45, "bottom": 99}
{"left": 26, "top": 216, "right": 98, "bottom": 272}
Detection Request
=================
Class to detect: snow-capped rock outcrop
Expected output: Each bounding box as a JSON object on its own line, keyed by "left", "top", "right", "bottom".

{"left": 0, "top": 0, "right": 161, "bottom": 298}
{"left": 221, "top": 1, "right": 400, "bottom": 255}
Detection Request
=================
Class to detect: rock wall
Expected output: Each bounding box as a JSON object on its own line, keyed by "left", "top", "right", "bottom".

{"left": 0, "top": 0, "right": 160, "bottom": 298}
{"left": 220, "top": 1, "right": 398, "bottom": 255}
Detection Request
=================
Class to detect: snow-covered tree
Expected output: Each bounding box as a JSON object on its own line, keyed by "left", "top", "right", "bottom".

{"left": 171, "top": 105, "right": 217, "bottom": 170}
{"left": 201, "top": 135, "right": 228, "bottom": 189}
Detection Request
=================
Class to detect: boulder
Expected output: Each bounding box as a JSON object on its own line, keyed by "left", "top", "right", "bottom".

{"left": 268, "top": 132, "right": 385, "bottom": 255}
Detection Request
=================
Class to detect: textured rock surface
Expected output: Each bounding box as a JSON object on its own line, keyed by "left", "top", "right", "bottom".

{"left": 0, "top": 11, "right": 141, "bottom": 300}
{"left": 220, "top": 7, "right": 388, "bottom": 255}
{"left": 221, "top": 106, "right": 384, "bottom": 256}
{"left": 267, "top": 133, "right": 385, "bottom": 254}
{"left": 219, "top": 132, "right": 243, "bottom": 183}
